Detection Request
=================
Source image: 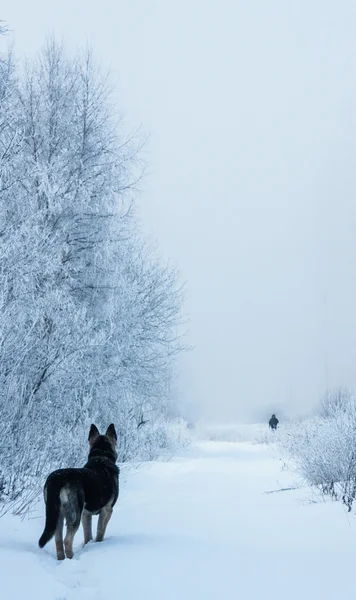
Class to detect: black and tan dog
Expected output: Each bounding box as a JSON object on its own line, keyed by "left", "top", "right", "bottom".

{"left": 38, "top": 424, "right": 119, "bottom": 560}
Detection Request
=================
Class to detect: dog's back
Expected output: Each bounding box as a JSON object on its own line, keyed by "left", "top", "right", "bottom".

{"left": 39, "top": 424, "right": 119, "bottom": 560}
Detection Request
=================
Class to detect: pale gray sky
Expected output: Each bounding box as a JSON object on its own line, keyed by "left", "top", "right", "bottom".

{"left": 3, "top": 1, "right": 356, "bottom": 422}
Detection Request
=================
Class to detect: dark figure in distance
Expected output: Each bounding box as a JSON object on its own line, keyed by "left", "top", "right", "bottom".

{"left": 269, "top": 414, "right": 279, "bottom": 430}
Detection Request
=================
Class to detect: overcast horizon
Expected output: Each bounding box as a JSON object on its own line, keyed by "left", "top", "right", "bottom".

{"left": 3, "top": 0, "right": 356, "bottom": 423}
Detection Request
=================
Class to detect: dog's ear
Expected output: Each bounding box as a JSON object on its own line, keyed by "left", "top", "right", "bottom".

{"left": 106, "top": 423, "right": 117, "bottom": 445}
{"left": 88, "top": 424, "right": 100, "bottom": 445}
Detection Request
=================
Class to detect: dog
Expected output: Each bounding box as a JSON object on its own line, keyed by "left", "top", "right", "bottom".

{"left": 38, "top": 423, "right": 119, "bottom": 560}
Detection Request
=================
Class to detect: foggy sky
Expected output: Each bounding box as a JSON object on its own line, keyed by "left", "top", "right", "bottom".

{"left": 3, "top": 1, "right": 356, "bottom": 422}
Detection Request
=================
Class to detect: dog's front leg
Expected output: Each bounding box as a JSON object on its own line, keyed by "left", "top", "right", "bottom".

{"left": 82, "top": 509, "right": 93, "bottom": 545}
{"left": 96, "top": 504, "right": 113, "bottom": 542}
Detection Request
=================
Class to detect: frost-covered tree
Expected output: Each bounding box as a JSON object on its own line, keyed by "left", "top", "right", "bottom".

{"left": 0, "top": 39, "right": 186, "bottom": 511}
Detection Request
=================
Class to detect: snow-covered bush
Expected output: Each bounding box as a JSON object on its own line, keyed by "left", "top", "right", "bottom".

{"left": 253, "top": 425, "right": 282, "bottom": 445}
{"left": 317, "top": 386, "right": 351, "bottom": 419}
{"left": 280, "top": 391, "right": 356, "bottom": 510}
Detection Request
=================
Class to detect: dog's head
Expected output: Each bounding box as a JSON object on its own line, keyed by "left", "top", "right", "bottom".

{"left": 88, "top": 423, "right": 118, "bottom": 459}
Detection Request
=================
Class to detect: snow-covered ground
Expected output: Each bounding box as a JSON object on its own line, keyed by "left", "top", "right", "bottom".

{"left": 2, "top": 440, "right": 356, "bottom": 599}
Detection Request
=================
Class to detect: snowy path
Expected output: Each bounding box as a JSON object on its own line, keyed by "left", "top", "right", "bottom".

{"left": 2, "top": 441, "right": 356, "bottom": 599}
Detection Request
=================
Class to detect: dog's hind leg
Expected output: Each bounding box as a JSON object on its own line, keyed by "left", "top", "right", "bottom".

{"left": 61, "top": 488, "right": 84, "bottom": 559}
{"left": 64, "top": 519, "right": 81, "bottom": 559}
{"left": 96, "top": 503, "right": 113, "bottom": 542}
{"left": 82, "top": 509, "right": 93, "bottom": 545}
{"left": 54, "top": 511, "right": 65, "bottom": 561}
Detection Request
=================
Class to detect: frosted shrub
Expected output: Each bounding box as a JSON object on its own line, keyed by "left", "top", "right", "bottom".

{"left": 280, "top": 393, "right": 356, "bottom": 509}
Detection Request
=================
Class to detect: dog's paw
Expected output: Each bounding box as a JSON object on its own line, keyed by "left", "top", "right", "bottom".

{"left": 56, "top": 553, "right": 65, "bottom": 561}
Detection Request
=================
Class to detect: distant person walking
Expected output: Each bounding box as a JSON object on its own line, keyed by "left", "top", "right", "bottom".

{"left": 269, "top": 414, "right": 279, "bottom": 430}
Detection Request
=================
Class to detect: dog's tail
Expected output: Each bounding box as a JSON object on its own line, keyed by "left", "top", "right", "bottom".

{"left": 38, "top": 478, "right": 61, "bottom": 549}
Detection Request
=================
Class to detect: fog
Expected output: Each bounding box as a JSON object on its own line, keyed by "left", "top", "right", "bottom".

{"left": 4, "top": 0, "right": 356, "bottom": 422}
